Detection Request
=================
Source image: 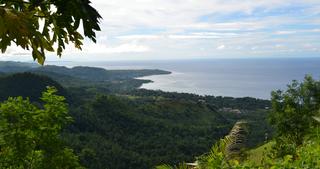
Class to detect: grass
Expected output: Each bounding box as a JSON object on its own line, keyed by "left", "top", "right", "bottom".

{"left": 247, "top": 141, "right": 274, "bottom": 165}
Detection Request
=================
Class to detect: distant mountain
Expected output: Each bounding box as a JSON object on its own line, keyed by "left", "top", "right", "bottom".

{"left": 34, "top": 65, "right": 171, "bottom": 81}
{"left": 0, "top": 61, "right": 38, "bottom": 73}
{"left": 0, "top": 61, "right": 171, "bottom": 92}
{"left": 0, "top": 61, "right": 170, "bottom": 81}
{"left": 0, "top": 72, "right": 66, "bottom": 102}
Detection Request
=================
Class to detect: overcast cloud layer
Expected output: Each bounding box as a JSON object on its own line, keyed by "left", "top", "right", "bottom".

{"left": 1, "top": 0, "right": 320, "bottom": 61}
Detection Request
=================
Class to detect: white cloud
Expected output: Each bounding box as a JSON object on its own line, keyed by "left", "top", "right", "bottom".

{"left": 91, "top": 0, "right": 311, "bottom": 28}
{"left": 217, "top": 45, "right": 225, "bottom": 50}
{"left": 61, "top": 42, "right": 151, "bottom": 55}
{"left": 82, "top": 43, "right": 150, "bottom": 54}
{"left": 116, "top": 35, "right": 162, "bottom": 40}
{"left": 1, "top": 45, "right": 31, "bottom": 56}
{"left": 275, "top": 31, "right": 297, "bottom": 35}
{"left": 2, "top": 0, "right": 320, "bottom": 61}
{"left": 168, "top": 35, "right": 220, "bottom": 39}
{"left": 172, "top": 21, "right": 265, "bottom": 31}
{"left": 116, "top": 32, "right": 240, "bottom": 41}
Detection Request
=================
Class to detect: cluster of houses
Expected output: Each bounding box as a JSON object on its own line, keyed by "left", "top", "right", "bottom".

{"left": 219, "top": 107, "right": 242, "bottom": 114}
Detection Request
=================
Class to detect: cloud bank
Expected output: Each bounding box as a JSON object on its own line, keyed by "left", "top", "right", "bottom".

{"left": 1, "top": 0, "right": 320, "bottom": 61}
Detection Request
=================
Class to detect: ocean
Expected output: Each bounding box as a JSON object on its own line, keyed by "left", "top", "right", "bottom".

{"left": 52, "top": 57, "right": 320, "bottom": 99}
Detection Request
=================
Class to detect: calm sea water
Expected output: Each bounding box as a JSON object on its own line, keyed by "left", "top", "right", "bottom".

{"left": 51, "top": 58, "right": 320, "bottom": 99}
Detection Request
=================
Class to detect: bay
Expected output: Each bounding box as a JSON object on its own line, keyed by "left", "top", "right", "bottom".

{"left": 51, "top": 57, "right": 320, "bottom": 99}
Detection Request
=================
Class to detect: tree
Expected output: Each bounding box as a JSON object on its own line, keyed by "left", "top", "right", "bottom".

{"left": 0, "top": 87, "right": 84, "bottom": 169}
{"left": 269, "top": 75, "right": 320, "bottom": 155}
{"left": 0, "top": 0, "right": 101, "bottom": 64}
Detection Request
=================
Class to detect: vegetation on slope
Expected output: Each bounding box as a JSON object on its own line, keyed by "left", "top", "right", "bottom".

{"left": 0, "top": 61, "right": 171, "bottom": 91}
{"left": 0, "top": 72, "right": 67, "bottom": 102}
{"left": 160, "top": 75, "right": 320, "bottom": 169}
{"left": 0, "top": 67, "right": 271, "bottom": 169}
{"left": 0, "top": 87, "right": 83, "bottom": 169}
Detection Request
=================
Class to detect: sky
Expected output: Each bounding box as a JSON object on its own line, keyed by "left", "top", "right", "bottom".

{"left": 1, "top": 0, "right": 320, "bottom": 61}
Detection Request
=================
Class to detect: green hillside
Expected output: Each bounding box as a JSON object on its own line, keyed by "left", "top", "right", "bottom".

{"left": 0, "top": 72, "right": 66, "bottom": 102}
{"left": 0, "top": 63, "right": 272, "bottom": 169}
{"left": 160, "top": 75, "right": 320, "bottom": 169}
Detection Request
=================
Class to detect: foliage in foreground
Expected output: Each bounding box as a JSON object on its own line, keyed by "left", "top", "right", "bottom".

{"left": 159, "top": 75, "right": 320, "bottom": 169}
{"left": 0, "top": 87, "right": 83, "bottom": 169}
{"left": 159, "top": 125, "right": 320, "bottom": 169}
{"left": 0, "top": 71, "right": 271, "bottom": 169}
{"left": 0, "top": 0, "right": 101, "bottom": 64}
{"left": 269, "top": 75, "right": 320, "bottom": 156}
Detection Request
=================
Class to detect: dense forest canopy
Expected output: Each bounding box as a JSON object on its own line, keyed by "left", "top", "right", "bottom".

{"left": 0, "top": 87, "right": 84, "bottom": 169}
{"left": 0, "top": 62, "right": 272, "bottom": 169}
{"left": 160, "top": 76, "right": 320, "bottom": 169}
{"left": 0, "top": 72, "right": 66, "bottom": 102}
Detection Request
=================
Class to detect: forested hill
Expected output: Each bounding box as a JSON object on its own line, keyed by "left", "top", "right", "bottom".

{"left": 0, "top": 72, "right": 66, "bottom": 102}
{"left": 0, "top": 61, "right": 171, "bottom": 90}
{"left": 0, "top": 61, "right": 170, "bottom": 78}
{"left": 0, "top": 61, "right": 38, "bottom": 73}
{"left": 0, "top": 61, "right": 170, "bottom": 81}
{"left": 0, "top": 61, "right": 272, "bottom": 169}
{"left": 35, "top": 65, "right": 171, "bottom": 81}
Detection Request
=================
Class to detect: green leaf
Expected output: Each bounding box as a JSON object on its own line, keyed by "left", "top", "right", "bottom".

{"left": 0, "top": 0, "right": 102, "bottom": 64}
{"left": 313, "top": 116, "right": 320, "bottom": 123}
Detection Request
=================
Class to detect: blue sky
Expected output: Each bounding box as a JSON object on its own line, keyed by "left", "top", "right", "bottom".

{"left": 1, "top": 0, "right": 320, "bottom": 61}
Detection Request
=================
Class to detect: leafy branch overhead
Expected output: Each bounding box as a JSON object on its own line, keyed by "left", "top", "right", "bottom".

{"left": 0, "top": 0, "right": 102, "bottom": 64}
